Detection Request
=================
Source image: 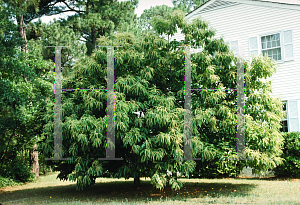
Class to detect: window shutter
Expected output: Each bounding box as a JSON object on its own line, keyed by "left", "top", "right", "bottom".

{"left": 249, "top": 37, "right": 258, "bottom": 63}
{"left": 283, "top": 30, "right": 293, "bottom": 61}
{"left": 287, "top": 100, "right": 299, "bottom": 132}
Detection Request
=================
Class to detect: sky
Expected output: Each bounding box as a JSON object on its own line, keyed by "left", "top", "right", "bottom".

{"left": 34, "top": 0, "right": 175, "bottom": 24}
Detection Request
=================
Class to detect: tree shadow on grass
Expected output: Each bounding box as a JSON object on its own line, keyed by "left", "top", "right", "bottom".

{"left": 0, "top": 178, "right": 259, "bottom": 204}
{"left": 236, "top": 175, "right": 300, "bottom": 181}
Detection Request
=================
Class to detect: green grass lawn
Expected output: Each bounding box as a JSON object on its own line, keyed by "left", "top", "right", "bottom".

{"left": 0, "top": 172, "right": 299, "bottom": 204}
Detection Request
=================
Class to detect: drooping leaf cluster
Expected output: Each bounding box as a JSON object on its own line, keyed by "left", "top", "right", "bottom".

{"left": 40, "top": 8, "right": 285, "bottom": 191}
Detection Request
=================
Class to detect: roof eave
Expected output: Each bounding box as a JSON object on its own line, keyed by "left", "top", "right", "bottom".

{"left": 185, "top": 0, "right": 300, "bottom": 18}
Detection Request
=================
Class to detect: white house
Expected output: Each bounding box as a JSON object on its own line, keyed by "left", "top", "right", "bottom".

{"left": 167, "top": 0, "right": 300, "bottom": 132}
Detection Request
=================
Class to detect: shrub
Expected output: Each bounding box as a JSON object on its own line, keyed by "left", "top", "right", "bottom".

{"left": 10, "top": 162, "right": 36, "bottom": 182}
{"left": 191, "top": 148, "right": 245, "bottom": 178}
{"left": 273, "top": 132, "right": 300, "bottom": 178}
{"left": 1, "top": 155, "right": 35, "bottom": 183}
{"left": 0, "top": 175, "right": 23, "bottom": 188}
{"left": 192, "top": 159, "right": 242, "bottom": 178}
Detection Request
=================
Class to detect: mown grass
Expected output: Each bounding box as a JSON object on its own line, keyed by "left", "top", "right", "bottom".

{"left": 0, "top": 172, "right": 299, "bottom": 204}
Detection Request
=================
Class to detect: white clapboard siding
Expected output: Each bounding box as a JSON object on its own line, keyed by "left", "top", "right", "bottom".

{"left": 201, "top": 2, "right": 300, "bottom": 101}
{"left": 230, "top": 40, "right": 239, "bottom": 55}
{"left": 170, "top": 1, "right": 300, "bottom": 100}
{"left": 167, "top": 0, "right": 300, "bottom": 131}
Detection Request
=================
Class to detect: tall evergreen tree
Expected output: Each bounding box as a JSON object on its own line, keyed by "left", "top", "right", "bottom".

{"left": 2, "top": 0, "right": 43, "bottom": 178}
{"left": 55, "top": 0, "right": 139, "bottom": 55}
{"left": 0, "top": 1, "right": 53, "bottom": 179}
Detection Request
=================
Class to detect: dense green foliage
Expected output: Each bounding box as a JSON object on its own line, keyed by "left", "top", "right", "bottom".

{"left": 138, "top": 4, "right": 176, "bottom": 32}
{"left": 192, "top": 152, "right": 242, "bottom": 178}
{"left": 0, "top": 175, "right": 24, "bottom": 189}
{"left": 172, "top": 0, "right": 209, "bottom": 13}
{"left": 1, "top": 151, "right": 35, "bottom": 183}
{"left": 150, "top": 7, "right": 285, "bottom": 178}
{"left": 39, "top": 7, "right": 285, "bottom": 192}
{"left": 1, "top": 0, "right": 287, "bottom": 192}
{"left": 273, "top": 132, "right": 300, "bottom": 178}
{"left": 0, "top": 0, "right": 53, "bottom": 182}
{"left": 57, "top": 0, "right": 139, "bottom": 55}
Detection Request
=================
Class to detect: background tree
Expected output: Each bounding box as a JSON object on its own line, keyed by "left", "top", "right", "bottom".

{"left": 0, "top": 1, "right": 53, "bottom": 180}
{"left": 55, "top": 0, "right": 138, "bottom": 55}
{"left": 137, "top": 5, "right": 175, "bottom": 32}
{"left": 172, "top": 0, "right": 209, "bottom": 13}
{"left": 16, "top": 0, "right": 139, "bottom": 56}
{"left": 3, "top": 0, "right": 40, "bottom": 52}
{"left": 136, "top": 1, "right": 209, "bottom": 42}
{"left": 2, "top": 0, "right": 44, "bottom": 178}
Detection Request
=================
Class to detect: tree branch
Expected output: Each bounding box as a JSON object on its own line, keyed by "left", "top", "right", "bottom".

{"left": 24, "top": 1, "right": 65, "bottom": 23}
{"left": 62, "top": 2, "right": 84, "bottom": 13}
{"left": 43, "top": 10, "right": 83, "bottom": 16}
{"left": 21, "top": 73, "right": 28, "bottom": 83}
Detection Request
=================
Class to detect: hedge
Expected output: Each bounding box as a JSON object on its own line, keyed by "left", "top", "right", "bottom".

{"left": 273, "top": 132, "right": 300, "bottom": 178}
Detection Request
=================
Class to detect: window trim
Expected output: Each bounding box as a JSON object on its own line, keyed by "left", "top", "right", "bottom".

{"left": 257, "top": 29, "right": 294, "bottom": 63}
{"left": 258, "top": 31, "right": 284, "bottom": 63}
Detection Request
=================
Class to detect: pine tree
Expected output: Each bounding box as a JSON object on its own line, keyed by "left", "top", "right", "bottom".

{"left": 52, "top": 0, "right": 139, "bottom": 55}
{"left": 0, "top": 1, "right": 53, "bottom": 179}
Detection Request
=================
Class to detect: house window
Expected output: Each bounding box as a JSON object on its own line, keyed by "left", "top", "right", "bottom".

{"left": 230, "top": 40, "right": 238, "bottom": 56}
{"left": 250, "top": 30, "right": 293, "bottom": 63}
{"left": 225, "top": 40, "right": 238, "bottom": 56}
{"left": 261, "top": 33, "right": 281, "bottom": 61}
{"left": 280, "top": 101, "right": 288, "bottom": 132}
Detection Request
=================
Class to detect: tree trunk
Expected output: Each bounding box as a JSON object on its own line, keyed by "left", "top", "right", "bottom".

{"left": 30, "top": 143, "right": 39, "bottom": 179}
{"left": 43, "top": 162, "right": 46, "bottom": 175}
{"left": 91, "top": 27, "right": 97, "bottom": 51}
{"left": 91, "top": 177, "right": 96, "bottom": 185}
{"left": 17, "top": 8, "right": 39, "bottom": 179}
{"left": 85, "top": 0, "right": 96, "bottom": 55}
{"left": 17, "top": 12, "right": 28, "bottom": 53}
{"left": 87, "top": 27, "right": 97, "bottom": 55}
{"left": 134, "top": 176, "right": 140, "bottom": 188}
